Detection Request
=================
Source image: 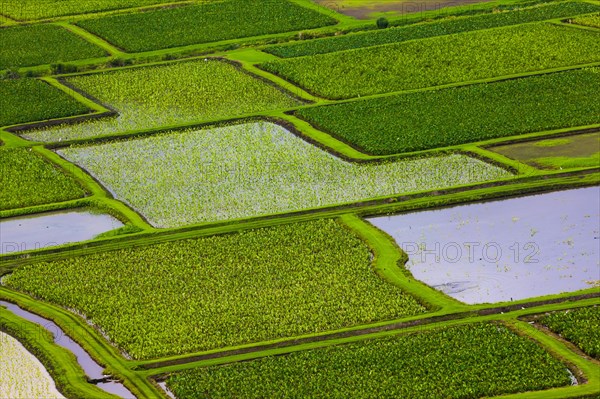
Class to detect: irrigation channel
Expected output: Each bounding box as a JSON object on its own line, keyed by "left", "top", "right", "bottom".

{"left": 0, "top": 301, "right": 134, "bottom": 398}
{"left": 0, "top": 210, "right": 123, "bottom": 255}
{"left": 369, "top": 186, "right": 600, "bottom": 304}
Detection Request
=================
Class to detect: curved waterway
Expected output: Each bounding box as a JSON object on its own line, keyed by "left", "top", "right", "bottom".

{"left": 0, "top": 301, "right": 135, "bottom": 398}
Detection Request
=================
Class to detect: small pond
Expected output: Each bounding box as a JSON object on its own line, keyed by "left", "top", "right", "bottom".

{"left": 368, "top": 187, "right": 600, "bottom": 304}
{"left": 1, "top": 210, "right": 123, "bottom": 255}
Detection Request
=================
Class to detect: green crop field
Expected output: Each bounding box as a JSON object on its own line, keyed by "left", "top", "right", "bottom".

{"left": 0, "top": 78, "right": 91, "bottom": 127}
{"left": 0, "top": 0, "right": 172, "bottom": 20}
{"left": 261, "top": 23, "right": 600, "bottom": 99}
{"left": 265, "top": 1, "right": 600, "bottom": 58}
{"left": 538, "top": 306, "right": 600, "bottom": 359}
{"left": 296, "top": 68, "right": 600, "bottom": 154}
{"left": 573, "top": 13, "right": 600, "bottom": 28}
{"left": 0, "top": 148, "right": 85, "bottom": 210}
{"left": 76, "top": 0, "right": 338, "bottom": 52}
{"left": 4, "top": 219, "right": 427, "bottom": 359}
{"left": 166, "top": 322, "right": 572, "bottom": 398}
{"left": 1, "top": 1, "right": 599, "bottom": 397}
{"left": 23, "top": 60, "right": 301, "bottom": 142}
{"left": 0, "top": 24, "right": 107, "bottom": 69}
{"left": 58, "top": 122, "right": 510, "bottom": 227}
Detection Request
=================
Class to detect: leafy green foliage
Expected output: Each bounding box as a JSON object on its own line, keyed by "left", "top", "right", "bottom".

{"left": 24, "top": 60, "right": 301, "bottom": 142}
{"left": 5, "top": 219, "right": 427, "bottom": 359}
{"left": 0, "top": 78, "right": 90, "bottom": 127}
{"left": 265, "top": 2, "right": 600, "bottom": 58}
{"left": 0, "top": 24, "right": 106, "bottom": 69}
{"left": 296, "top": 68, "right": 600, "bottom": 154}
{"left": 166, "top": 322, "right": 572, "bottom": 398}
{"left": 572, "top": 13, "right": 600, "bottom": 28}
{"left": 0, "top": 0, "right": 170, "bottom": 20}
{"left": 538, "top": 306, "right": 600, "bottom": 359}
{"left": 0, "top": 149, "right": 85, "bottom": 211}
{"left": 261, "top": 23, "right": 600, "bottom": 99}
{"left": 58, "top": 122, "right": 510, "bottom": 227}
{"left": 76, "top": 0, "right": 337, "bottom": 53}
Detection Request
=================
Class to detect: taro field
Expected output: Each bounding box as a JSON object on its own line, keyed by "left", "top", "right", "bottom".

{"left": 0, "top": 0, "right": 598, "bottom": 398}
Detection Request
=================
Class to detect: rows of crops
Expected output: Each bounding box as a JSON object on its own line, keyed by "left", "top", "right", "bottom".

{"left": 166, "top": 322, "right": 572, "bottom": 398}
{"left": 0, "top": 331, "right": 65, "bottom": 399}
{"left": 573, "top": 13, "right": 600, "bottom": 28}
{"left": 0, "top": 148, "right": 85, "bottom": 211}
{"left": 261, "top": 23, "right": 600, "bottom": 99}
{"left": 0, "top": 24, "right": 107, "bottom": 69}
{"left": 23, "top": 60, "right": 301, "bottom": 142}
{"left": 0, "top": 0, "right": 170, "bottom": 20}
{"left": 58, "top": 122, "right": 511, "bottom": 227}
{"left": 265, "top": 1, "right": 600, "bottom": 58}
{"left": 296, "top": 68, "right": 600, "bottom": 155}
{"left": 4, "top": 219, "right": 427, "bottom": 359}
{"left": 0, "top": 78, "right": 90, "bottom": 127}
{"left": 76, "top": 0, "right": 338, "bottom": 53}
{"left": 538, "top": 306, "right": 600, "bottom": 359}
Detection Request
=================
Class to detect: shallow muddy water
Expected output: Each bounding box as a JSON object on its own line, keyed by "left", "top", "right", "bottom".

{"left": 0, "top": 210, "right": 123, "bottom": 255}
{"left": 0, "top": 300, "right": 135, "bottom": 398}
{"left": 368, "top": 187, "right": 600, "bottom": 304}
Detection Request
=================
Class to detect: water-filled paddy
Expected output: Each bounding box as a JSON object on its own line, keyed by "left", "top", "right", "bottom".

{"left": 369, "top": 187, "right": 600, "bottom": 304}
{"left": 0, "top": 210, "right": 123, "bottom": 255}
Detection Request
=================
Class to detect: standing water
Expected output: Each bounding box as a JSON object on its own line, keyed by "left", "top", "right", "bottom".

{"left": 0, "top": 210, "right": 123, "bottom": 255}
{"left": 369, "top": 187, "right": 600, "bottom": 304}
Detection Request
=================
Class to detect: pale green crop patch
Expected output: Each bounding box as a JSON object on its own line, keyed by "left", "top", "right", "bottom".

{"left": 0, "top": 331, "right": 65, "bottom": 399}
{"left": 58, "top": 122, "right": 512, "bottom": 228}
{"left": 23, "top": 60, "right": 302, "bottom": 142}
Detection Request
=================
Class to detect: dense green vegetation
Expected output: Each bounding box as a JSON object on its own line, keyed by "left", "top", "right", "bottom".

{"left": 24, "top": 60, "right": 301, "bottom": 142}
{"left": 0, "top": 24, "right": 107, "bottom": 69}
{"left": 573, "top": 13, "right": 600, "bottom": 28}
{"left": 265, "top": 1, "right": 600, "bottom": 57}
{"left": 76, "top": 0, "right": 337, "bottom": 53}
{"left": 296, "top": 68, "right": 600, "bottom": 154}
{"left": 261, "top": 23, "right": 600, "bottom": 99}
{"left": 58, "top": 122, "right": 510, "bottom": 227}
{"left": 538, "top": 306, "right": 600, "bottom": 359}
{"left": 0, "top": 148, "right": 86, "bottom": 210}
{"left": 0, "top": 0, "right": 170, "bottom": 20}
{"left": 166, "top": 322, "right": 572, "bottom": 398}
{"left": 0, "top": 78, "right": 90, "bottom": 127}
{"left": 4, "top": 219, "right": 428, "bottom": 359}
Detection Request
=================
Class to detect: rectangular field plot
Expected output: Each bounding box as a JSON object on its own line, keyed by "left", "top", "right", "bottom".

{"left": 4, "top": 219, "right": 428, "bottom": 359}
{"left": 491, "top": 132, "right": 600, "bottom": 170}
{"left": 76, "top": 0, "right": 338, "bottom": 53}
{"left": 265, "top": 2, "right": 600, "bottom": 58}
{"left": 296, "top": 68, "right": 600, "bottom": 155}
{"left": 23, "top": 60, "right": 301, "bottom": 142}
{"left": 0, "top": 0, "right": 172, "bottom": 20}
{"left": 0, "top": 78, "right": 91, "bottom": 128}
{"left": 260, "top": 23, "right": 600, "bottom": 99}
{"left": 0, "top": 148, "right": 86, "bottom": 211}
{"left": 369, "top": 187, "right": 600, "bottom": 304}
{"left": 58, "top": 122, "right": 511, "bottom": 228}
{"left": 0, "top": 24, "right": 107, "bottom": 69}
{"left": 165, "top": 323, "right": 572, "bottom": 398}
{"left": 537, "top": 306, "right": 600, "bottom": 359}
